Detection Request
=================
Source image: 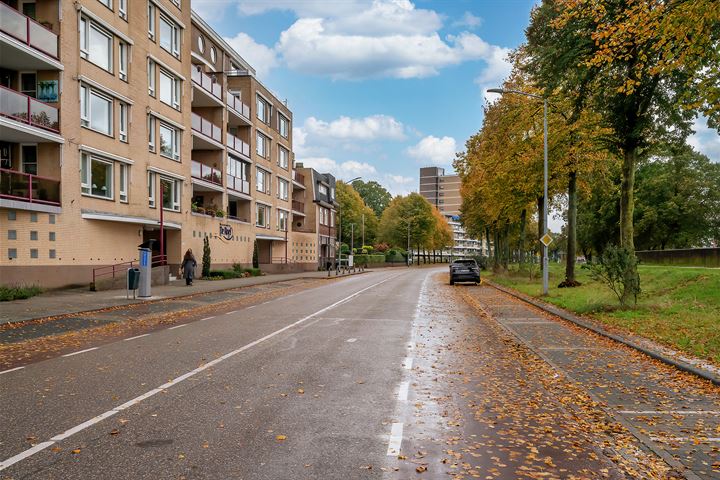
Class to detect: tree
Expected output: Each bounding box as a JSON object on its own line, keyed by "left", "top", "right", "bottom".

{"left": 379, "top": 194, "right": 436, "bottom": 261}
{"left": 202, "top": 236, "right": 211, "bottom": 277}
{"left": 430, "top": 208, "right": 454, "bottom": 261}
{"left": 336, "top": 181, "right": 378, "bottom": 248}
{"left": 351, "top": 180, "right": 393, "bottom": 217}
{"left": 524, "top": 0, "right": 720, "bottom": 302}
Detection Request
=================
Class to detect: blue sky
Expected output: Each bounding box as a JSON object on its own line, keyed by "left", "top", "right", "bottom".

{"left": 193, "top": 0, "right": 720, "bottom": 198}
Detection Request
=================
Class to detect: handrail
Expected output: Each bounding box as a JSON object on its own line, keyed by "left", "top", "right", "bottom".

{"left": 191, "top": 160, "right": 222, "bottom": 185}
{"left": 226, "top": 132, "right": 250, "bottom": 157}
{"left": 226, "top": 92, "right": 251, "bottom": 120}
{"left": 91, "top": 254, "right": 168, "bottom": 287}
{"left": 0, "top": 167, "right": 61, "bottom": 205}
{"left": 191, "top": 67, "right": 221, "bottom": 99}
{"left": 191, "top": 112, "right": 221, "bottom": 142}
{"left": 0, "top": 3, "right": 59, "bottom": 59}
{"left": 0, "top": 85, "right": 60, "bottom": 132}
{"left": 227, "top": 175, "right": 250, "bottom": 194}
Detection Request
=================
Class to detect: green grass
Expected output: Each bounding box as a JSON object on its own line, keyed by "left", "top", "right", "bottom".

{"left": 0, "top": 285, "right": 43, "bottom": 301}
{"left": 486, "top": 264, "right": 720, "bottom": 364}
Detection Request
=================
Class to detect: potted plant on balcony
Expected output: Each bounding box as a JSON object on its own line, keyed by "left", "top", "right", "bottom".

{"left": 215, "top": 210, "right": 225, "bottom": 218}
{"left": 191, "top": 202, "right": 199, "bottom": 213}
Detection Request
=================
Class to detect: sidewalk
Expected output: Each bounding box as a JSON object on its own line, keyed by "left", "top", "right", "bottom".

{"left": 0, "top": 270, "right": 347, "bottom": 325}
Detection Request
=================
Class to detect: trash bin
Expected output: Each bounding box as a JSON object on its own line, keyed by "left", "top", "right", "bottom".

{"left": 127, "top": 267, "right": 140, "bottom": 291}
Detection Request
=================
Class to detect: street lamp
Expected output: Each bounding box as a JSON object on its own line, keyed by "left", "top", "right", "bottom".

{"left": 487, "top": 88, "right": 549, "bottom": 295}
{"left": 336, "top": 177, "right": 361, "bottom": 271}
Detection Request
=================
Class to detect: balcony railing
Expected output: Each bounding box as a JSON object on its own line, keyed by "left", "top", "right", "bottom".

{"left": 0, "top": 3, "right": 59, "bottom": 59}
{"left": 191, "top": 67, "right": 221, "bottom": 99}
{"left": 226, "top": 93, "right": 251, "bottom": 120}
{"left": 292, "top": 200, "right": 304, "bottom": 212}
{"left": 191, "top": 112, "right": 222, "bottom": 143}
{"left": 227, "top": 175, "right": 250, "bottom": 195}
{"left": 191, "top": 160, "right": 222, "bottom": 185}
{"left": 0, "top": 86, "right": 59, "bottom": 132}
{"left": 226, "top": 132, "right": 250, "bottom": 157}
{"left": 0, "top": 168, "right": 60, "bottom": 205}
{"left": 293, "top": 170, "right": 305, "bottom": 184}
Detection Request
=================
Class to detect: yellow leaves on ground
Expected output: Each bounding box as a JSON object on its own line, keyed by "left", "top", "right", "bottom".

{"left": 275, "top": 434, "right": 287, "bottom": 441}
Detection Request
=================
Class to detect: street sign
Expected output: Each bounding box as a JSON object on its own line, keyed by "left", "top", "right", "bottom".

{"left": 540, "top": 233, "right": 553, "bottom": 247}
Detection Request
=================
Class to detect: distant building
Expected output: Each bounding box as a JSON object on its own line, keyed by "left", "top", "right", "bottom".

{"left": 419, "top": 167, "right": 485, "bottom": 258}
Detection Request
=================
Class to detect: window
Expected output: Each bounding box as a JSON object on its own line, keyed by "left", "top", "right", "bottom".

{"left": 277, "top": 210, "right": 288, "bottom": 231}
{"left": 227, "top": 156, "right": 250, "bottom": 180}
{"left": 21, "top": 145, "right": 37, "bottom": 175}
{"left": 159, "top": 15, "right": 180, "bottom": 57}
{"left": 7, "top": 230, "right": 16, "bottom": 240}
{"left": 256, "top": 203, "right": 269, "bottom": 228}
{"left": 161, "top": 177, "right": 180, "bottom": 211}
{"left": 197, "top": 35, "right": 205, "bottom": 53}
{"left": 30, "top": 231, "right": 38, "bottom": 240}
{"left": 171, "top": 0, "right": 181, "bottom": 8}
{"left": 330, "top": 187, "right": 335, "bottom": 199}
{"left": 318, "top": 184, "right": 328, "bottom": 195}
{"left": 98, "top": 0, "right": 112, "bottom": 9}
{"left": 8, "top": 211, "right": 16, "bottom": 220}
{"left": 148, "top": 115, "right": 156, "bottom": 151}
{"left": 148, "top": 3, "right": 155, "bottom": 39}
{"left": 256, "top": 95, "right": 270, "bottom": 124}
{"left": 49, "top": 214, "right": 55, "bottom": 224}
{"left": 80, "top": 86, "right": 113, "bottom": 136}
{"left": 277, "top": 178, "right": 289, "bottom": 201}
{"left": 118, "top": 0, "right": 127, "bottom": 19}
{"left": 148, "top": 171, "right": 156, "bottom": 207}
{"left": 119, "top": 103, "right": 128, "bottom": 142}
{"left": 256, "top": 168, "right": 269, "bottom": 194}
{"left": 8, "top": 249, "right": 17, "bottom": 259}
{"left": 147, "top": 59, "right": 156, "bottom": 96}
{"left": 159, "top": 69, "right": 180, "bottom": 109}
{"left": 278, "top": 146, "right": 289, "bottom": 169}
{"left": 80, "top": 18, "right": 113, "bottom": 72}
{"left": 279, "top": 114, "right": 289, "bottom": 138}
{"left": 119, "top": 42, "right": 128, "bottom": 81}
{"left": 159, "top": 123, "right": 180, "bottom": 160}
{"left": 119, "top": 164, "right": 128, "bottom": 202}
{"left": 30, "top": 249, "right": 38, "bottom": 259}
{"left": 330, "top": 210, "right": 335, "bottom": 227}
{"left": 30, "top": 212, "right": 37, "bottom": 222}
{"left": 81, "top": 153, "right": 113, "bottom": 199}
{"left": 49, "top": 249, "right": 56, "bottom": 259}
{"left": 256, "top": 132, "right": 268, "bottom": 158}
{"left": 49, "top": 232, "right": 56, "bottom": 241}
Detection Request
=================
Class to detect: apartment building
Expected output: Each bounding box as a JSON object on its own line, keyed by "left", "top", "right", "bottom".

{"left": 292, "top": 165, "right": 337, "bottom": 270}
{"left": 0, "top": 0, "right": 310, "bottom": 288}
{"left": 419, "top": 166, "right": 485, "bottom": 258}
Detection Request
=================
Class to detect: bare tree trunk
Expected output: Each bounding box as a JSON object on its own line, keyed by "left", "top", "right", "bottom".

{"left": 503, "top": 219, "right": 510, "bottom": 269}
{"left": 564, "top": 171, "right": 578, "bottom": 285}
{"left": 518, "top": 209, "right": 527, "bottom": 267}
{"left": 485, "top": 226, "right": 491, "bottom": 259}
{"left": 620, "top": 147, "right": 638, "bottom": 304}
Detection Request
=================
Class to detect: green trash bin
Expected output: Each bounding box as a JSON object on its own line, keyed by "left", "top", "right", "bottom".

{"left": 127, "top": 267, "right": 140, "bottom": 291}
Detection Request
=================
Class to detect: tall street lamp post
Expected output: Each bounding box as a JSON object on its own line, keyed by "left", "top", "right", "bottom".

{"left": 487, "top": 88, "right": 549, "bottom": 295}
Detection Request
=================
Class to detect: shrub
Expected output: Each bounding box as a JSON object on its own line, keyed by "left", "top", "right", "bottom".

{"left": 362, "top": 245, "right": 374, "bottom": 253}
{"left": 202, "top": 236, "right": 211, "bottom": 277}
{"left": 252, "top": 241, "right": 259, "bottom": 268}
{"left": 374, "top": 243, "right": 390, "bottom": 253}
{"left": 385, "top": 250, "right": 406, "bottom": 263}
{"left": 208, "top": 270, "right": 241, "bottom": 279}
{"left": 0, "top": 285, "right": 42, "bottom": 302}
{"left": 583, "top": 245, "right": 641, "bottom": 306}
{"left": 231, "top": 264, "right": 262, "bottom": 277}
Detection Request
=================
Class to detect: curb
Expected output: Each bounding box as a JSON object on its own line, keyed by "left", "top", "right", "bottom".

{"left": 485, "top": 280, "right": 720, "bottom": 387}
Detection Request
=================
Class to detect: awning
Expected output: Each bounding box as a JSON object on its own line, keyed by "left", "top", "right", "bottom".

{"left": 81, "top": 210, "right": 182, "bottom": 230}
{"left": 256, "top": 234, "right": 287, "bottom": 242}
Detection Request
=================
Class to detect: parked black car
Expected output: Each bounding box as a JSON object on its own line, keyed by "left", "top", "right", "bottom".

{"left": 449, "top": 259, "right": 480, "bottom": 285}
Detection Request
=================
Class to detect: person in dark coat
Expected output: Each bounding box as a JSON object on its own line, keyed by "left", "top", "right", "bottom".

{"left": 181, "top": 249, "right": 197, "bottom": 286}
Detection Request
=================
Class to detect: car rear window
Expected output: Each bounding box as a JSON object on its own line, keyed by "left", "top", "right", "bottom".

{"left": 453, "top": 260, "right": 477, "bottom": 266}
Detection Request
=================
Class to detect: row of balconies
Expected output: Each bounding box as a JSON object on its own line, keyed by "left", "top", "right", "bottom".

{"left": 0, "top": 2, "right": 59, "bottom": 60}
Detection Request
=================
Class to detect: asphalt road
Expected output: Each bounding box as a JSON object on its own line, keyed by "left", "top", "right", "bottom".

{"left": 1, "top": 267, "right": 717, "bottom": 479}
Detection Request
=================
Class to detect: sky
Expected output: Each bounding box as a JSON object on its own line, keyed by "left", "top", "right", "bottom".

{"left": 192, "top": 0, "right": 720, "bottom": 203}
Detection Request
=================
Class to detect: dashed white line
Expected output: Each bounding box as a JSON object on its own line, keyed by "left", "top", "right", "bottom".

{"left": 398, "top": 381, "right": 409, "bottom": 402}
{"left": 403, "top": 357, "right": 413, "bottom": 370}
{"left": 168, "top": 324, "right": 187, "bottom": 330}
{"left": 246, "top": 305, "right": 256, "bottom": 309}
{"left": 200, "top": 316, "right": 215, "bottom": 322}
{"left": 0, "top": 366, "right": 25, "bottom": 375}
{"left": 124, "top": 334, "right": 150, "bottom": 342}
{"left": 62, "top": 347, "right": 98, "bottom": 357}
{"left": 226, "top": 310, "right": 239, "bottom": 315}
{"left": 346, "top": 338, "right": 357, "bottom": 343}
{"left": 0, "top": 273, "right": 401, "bottom": 472}
{"left": 386, "top": 422, "right": 404, "bottom": 456}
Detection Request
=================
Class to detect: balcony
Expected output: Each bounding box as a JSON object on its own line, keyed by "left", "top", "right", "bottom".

{"left": 292, "top": 170, "right": 305, "bottom": 188}
{"left": 1, "top": 85, "right": 59, "bottom": 131}
{"left": 0, "top": 168, "right": 60, "bottom": 206}
{"left": 226, "top": 132, "right": 250, "bottom": 158}
{"left": 0, "top": 3, "right": 61, "bottom": 70}
{"left": 227, "top": 175, "right": 250, "bottom": 196}
{"left": 292, "top": 200, "right": 305, "bottom": 213}
{"left": 226, "top": 93, "right": 251, "bottom": 126}
{"left": 191, "top": 160, "right": 222, "bottom": 187}
{"left": 191, "top": 66, "right": 222, "bottom": 106}
{"left": 191, "top": 112, "right": 223, "bottom": 150}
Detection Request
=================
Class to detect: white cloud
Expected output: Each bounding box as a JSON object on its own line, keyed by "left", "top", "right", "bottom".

{"left": 688, "top": 116, "right": 720, "bottom": 163}
{"left": 303, "top": 115, "right": 406, "bottom": 141}
{"left": 406, "top": 136, "right": 458, "bottom": 166}
{"left": 453, "top": 12, "right": 483, "bottom": 29}
{"left": 223, "top": 32, "right": 278, "bottom": 78}
{"left": 235, "top": 0, "right": 368, "bottom": 17}
{"left": 297, "top": 156, "right": 416, "bottom": 196}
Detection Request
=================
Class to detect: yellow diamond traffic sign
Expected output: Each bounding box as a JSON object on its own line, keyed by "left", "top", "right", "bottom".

{"left": 540, "top": 233, "right": 553, "bottom": 247}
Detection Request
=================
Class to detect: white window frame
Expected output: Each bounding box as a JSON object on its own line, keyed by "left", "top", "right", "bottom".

{"left": 148, "top": 115, "right": 156, "bottom": 152}
{"left": 119, "top": 163, "right": 128, "bottom": 203}
{"left": 256, "top": 131, "right": 268, "bottom": 158}
{"left": 119, "top": 102, "right": 128, "bottom": 142}
{"left": 159, "top": 122, "right": 180, "bottom": 161}
{"left": 80, "top": 18, "right": 113, "bottom": 73}
{"left": 256, "top": 203, "right": 269, "bottom": 228}
{"left": 256, "top": 167, "right": 270, "bottom": 194}
{"left": 148, "top": 3, "right": 155, "bottom": 40}
{"left": 147, "top": 59, "right": 156, "bottom": 96}
{"left": 160, "top": 177, "right": 181, "bottom": 212}
{"left": 118, "top": 41, "right": 128, "bottom": 81}
{"left": 159, "top": 14, "right": 180, "bottom": 58}
{"left": 80, "top": 153, "right": 114, "bottom": 200}
{"left": 278, "top": 146, "right": 289, "bottom": 169}
{"left": 318, "top": 184, "right": 328, "bottom": 195}
{"left": 98, "top": 0, "right": 112, "bottom": 9}
{"left": 278, "top": 114, "right": 289, "bottom": 138}
{"left": 256, "top": 94, "right": 272, "bottom": 124}
{"left": 277, "top": 178, "right": 289, "bottom": 201}
{"left": 118, "top": 0, "right": 127, "bottom": 20}
{"left": 330, "top": 210, "right": 335, "bottom": 227}
{"left": 277, "top": 209, "right": 288, "bottom": 231}
{"left": 80, "top": 85, "right": 113, "bottom": 136}
{"left": 159, "top": 69, "right": 181, "bottom": 110}
{"left": 148, "top": 171, "right": 156, "bottom": 207}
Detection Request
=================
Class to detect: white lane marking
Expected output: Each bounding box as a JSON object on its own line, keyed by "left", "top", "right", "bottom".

{"left": 619, "top": 410, "right": 720, "bottom": 415}
{"left": 246, "top": 305, "right": 256, "bottom": 309}
{"left": 403, "top": 357, "right": 413, "bottom": 370}
{"left": 386, "top": 423, "right": 404, "bottom": 456}
{"left": 398, "top": 381, "right": 409, "bottom": 402}
{"left": 346, "top": 338, "right": 357, "bottom": 343}
{"left": 124, "top": 334, "right": 150, "bottom": 342}
{"left": 0, "top": 366, "right": 25, "bottom": 375}
{"left": 168, "top": 324, "right": 187, "bottom": 330}
{"left": 226, "top": 310, "right": 239, "bottom": 315}
{"left": 0, "top": 272, "right": 402, "bottom": 472}
{"left": 62, "top": 347, "right": 98, "bottom": 358}
{"left": 200, "top": 316, "right": 215, "bottom": 322}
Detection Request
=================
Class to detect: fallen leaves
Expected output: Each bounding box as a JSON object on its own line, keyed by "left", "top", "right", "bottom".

{"left": 275, "top": 435, "right": 287, "bottom": 441}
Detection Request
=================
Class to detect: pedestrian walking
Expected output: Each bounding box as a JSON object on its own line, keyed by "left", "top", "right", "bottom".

{"left": 181, "top": 249, "right": 197, "bottom": 286}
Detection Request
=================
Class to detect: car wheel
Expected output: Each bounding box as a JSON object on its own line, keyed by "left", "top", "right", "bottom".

{"left": 449, "top": 277, "right": 455, "bottom": 285}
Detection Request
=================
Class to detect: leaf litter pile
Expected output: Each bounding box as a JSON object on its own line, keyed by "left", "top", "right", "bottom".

{"left": 389, "top": 273, "right": 688, "bottom": 479}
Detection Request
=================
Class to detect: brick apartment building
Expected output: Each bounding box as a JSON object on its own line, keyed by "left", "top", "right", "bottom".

{"left": 0, "top": 0, "right": 331, "bottom": 288}
{"left": 419, "top": 166, "right": 485, "bottom": 258}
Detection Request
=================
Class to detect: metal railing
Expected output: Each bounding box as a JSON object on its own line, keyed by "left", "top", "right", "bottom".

{"left": 226, "top": 92, "right": 251, "bottom": 120}
{"left": 0, "top": 85, "right": 60, "bottom": 132}
{"left": 191, "top": 67, "right": 221, "bottom": 99}
{"left": 191, "top": 112, "right": 222, "bottom": 142}
{"left": 226, "top": 132, "right": 250, "bottom": 157}
{"left": 191, "top": 160, "right": 222, "bottom": 185}
{"left": 227, "top": 175, "right": 250, "bottom": 195}
{"left": 292, "top": 200, "right": 304, "bottom": 212}
{"left": 0, "top": 3, "right": 59, "bottom": 59}
{"left": 91, "top": 254, "right": 167, "bottom": 288}
{"left": 0, "top": 168, "right": 60, "bottom": 205}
